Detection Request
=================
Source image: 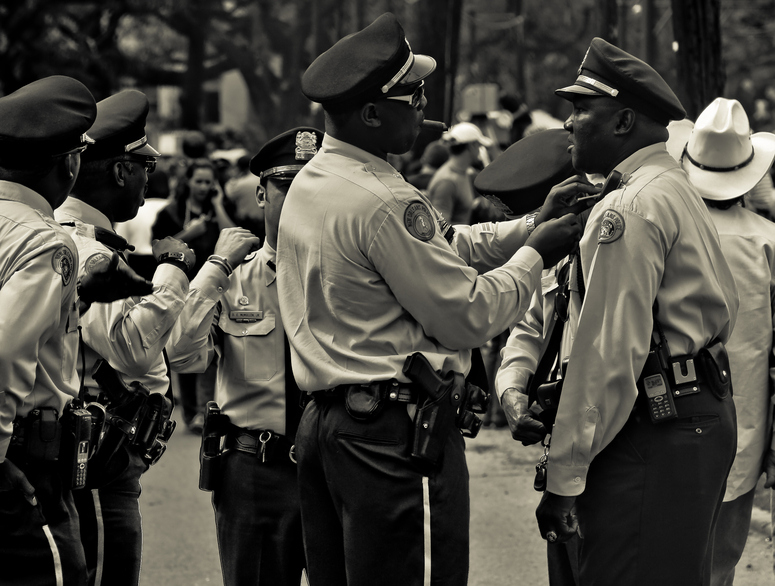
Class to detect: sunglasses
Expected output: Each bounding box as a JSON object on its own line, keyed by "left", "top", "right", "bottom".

{"left": 384, "top": 82, "right": 425, "bottom": 109}
{"left": 123, "top": 157, "right": 157, "bottom": 174}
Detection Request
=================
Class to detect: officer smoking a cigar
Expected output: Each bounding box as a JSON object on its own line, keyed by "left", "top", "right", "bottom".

{"left": 274, "top": 12, "right": 595, "bottom": 586}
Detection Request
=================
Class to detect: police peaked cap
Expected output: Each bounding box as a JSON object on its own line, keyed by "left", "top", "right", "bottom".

{"left": 474, "top": 129, "right": 576, "bottom": 216}
{"left": 556, "top": 37, "right": 685, "bottom": 126}
{"left": 82, "top": 90, "right": 160, "bottom": 161}
{"left": 301, "top": 12, "right": 436, "bottom": 108}
{"left": 0, "top": 75, "right": 96, "bottom": 160}
{"left": 250, "top": 127, "right": 325, "bottom": 181}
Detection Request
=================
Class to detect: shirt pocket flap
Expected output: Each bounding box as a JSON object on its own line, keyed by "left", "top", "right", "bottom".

{"left": 218, "top": 313, "right": 276, "bottom": 337}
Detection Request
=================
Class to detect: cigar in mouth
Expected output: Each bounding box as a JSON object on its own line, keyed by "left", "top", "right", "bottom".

{"left": 421, "top": 120, "right": 448, "bottom": 132}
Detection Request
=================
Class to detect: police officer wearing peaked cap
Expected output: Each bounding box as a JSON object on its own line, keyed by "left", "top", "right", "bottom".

{"left": 55, "top": 88, "right": 197, "bottom": 586}
{"left": 0, "top": 76, "right": 150, "bottom": 586}
{"left": 166, "top": 128, "right": 322, "bottom": 586}
{"left": 276, "top": 12, "right": 589, "bottom": 586}
{"left": 534, "top": 38, "right": 739, "bottom": 586}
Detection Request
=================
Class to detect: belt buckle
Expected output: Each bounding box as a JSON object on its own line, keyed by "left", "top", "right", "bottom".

{"left": 672, "top": 358, "right": 697, "bottom": 384}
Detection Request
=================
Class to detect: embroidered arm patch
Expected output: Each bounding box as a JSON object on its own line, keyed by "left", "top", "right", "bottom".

{"left": 404, "top": 201, "right": 436, "bottom": 241}
{"left": 598, "top": 210, "right": 625, "bottom": 243}
{"left": 52, "top": 246, "right": 75, "bottom": 286}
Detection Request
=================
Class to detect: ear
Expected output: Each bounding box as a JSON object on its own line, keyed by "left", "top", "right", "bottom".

{"left": 360, "top": 103, "right": 382, "bottom": 128}
{"left": 256, "top": 184, "right": 266, "bottom": 208}
{"left": 112, "top": 162, "right": 127, "bottom": 187}
{"left": 614, "top": 108, "right": 636, "bottom": 135}
{"left": 60, "top": 153, "right": 79, "bottom": 181}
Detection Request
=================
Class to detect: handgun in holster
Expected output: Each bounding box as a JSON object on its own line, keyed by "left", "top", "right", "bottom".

{"left": 199, "top": 401, "right": 231, "bottom": 492}
{"left": 88, "top": 359, "right": 174, "bottom": 486}
{"left": 402, "top": 352, "right": 488, "bottom": 467}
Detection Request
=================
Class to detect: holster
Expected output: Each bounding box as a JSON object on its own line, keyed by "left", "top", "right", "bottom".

{"left": 696, "top": 340, "right": 732, "bottom": 400}
{"left": 87, "top": 359, "right": 176, "bottom": 488}
{"left": 199, "top": 402, "right": 231, "bottom": 492}
{"left": 403, "top": 353, "right": 466, "bottom": 467}
{"left": 535, "top": 379, "right": 564, "bottom": 430}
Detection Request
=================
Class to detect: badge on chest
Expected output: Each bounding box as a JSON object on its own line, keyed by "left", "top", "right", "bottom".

{"left": 229, "top": 310, "right": 263, "bottom": 323}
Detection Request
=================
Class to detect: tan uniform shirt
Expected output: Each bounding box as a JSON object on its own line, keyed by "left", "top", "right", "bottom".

{"left": 276, "top": 133, "right": 543, "bottom": 392}
{"left": 0, "top": 181, "right": 80, "bottom": 461}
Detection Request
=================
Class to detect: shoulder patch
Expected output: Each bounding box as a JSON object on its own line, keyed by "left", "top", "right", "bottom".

{"left": 84, "top": 252, "right": 112, "bottom": 275}
{"left": 404, "top": 201, "right": 436, "bottom": 242}
{"left": 598, "top": 210, "right": 625, "bottom": 244}
{"left": 52, "top": 246, "right": 75, "bottom": 286}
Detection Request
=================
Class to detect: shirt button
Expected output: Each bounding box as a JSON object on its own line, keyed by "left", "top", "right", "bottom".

{"left": 217, "top": 287, "right": 223, "bottom": 292}
{"left": 695, "top": 428, "right": 702, "bottom": 434}
{"left": 573, "top": 477, "right": 581, "bottom": 483}
{"left": 242, "top": 330, "right": 248, "bottom": 335}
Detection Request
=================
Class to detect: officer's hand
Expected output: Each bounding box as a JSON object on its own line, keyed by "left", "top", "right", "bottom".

{"left": 536, "top": 175, "right": 600, "bottom": 224}
{"left": 152, "top": 236, "right": 196, "bottom": 268}
{"left": 77, "top": 251, "right": 154, "bottom": 304}
{"left": 0, "top": 459, "right": 37, "bottom": 506}
{"left": 501, "top": 388, "right": 547, "bottom": 445}
{"left": 764, "top": 448, "right": 775, "bottom": 489}
{"left": 526, "top": 213, "right": 583, "bottom": 269}
{"left": 536, "top": 491, "right": 580, "bottom": 544}
{"left": 212, "top": 227, "right": 261, "bottom": 269}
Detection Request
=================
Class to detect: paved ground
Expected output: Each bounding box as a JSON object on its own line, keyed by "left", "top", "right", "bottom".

{"left": 139, "top": 420, "right": 774, "bottom": 585}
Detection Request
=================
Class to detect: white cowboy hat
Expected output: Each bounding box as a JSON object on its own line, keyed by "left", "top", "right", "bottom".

{"left": 666, "top": 118, "right": 694, "bottom": 162}
{"left": 680, "top": 97, "right": 775, "bottom": 200}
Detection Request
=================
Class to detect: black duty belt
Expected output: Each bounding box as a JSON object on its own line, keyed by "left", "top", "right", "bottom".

{"left": 224, "top": 425, "right": 296, "bottom": 464}
{"left": 312, "top": 380, "right": 420, "bottom": 404}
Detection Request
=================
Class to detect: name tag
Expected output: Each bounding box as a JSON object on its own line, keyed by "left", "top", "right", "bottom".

{"left": 230, "top": 310, "right": 263, "bottom": 323}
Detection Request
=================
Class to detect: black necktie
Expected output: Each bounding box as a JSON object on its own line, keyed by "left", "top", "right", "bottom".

{"left": 283, "top": 334, "right": 303, "bottom": 442}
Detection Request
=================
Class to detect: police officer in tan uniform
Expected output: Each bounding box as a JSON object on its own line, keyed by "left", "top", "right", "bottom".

{"left": 275, "top": 12, "right": 592, "bottom": 586}
{"left": 533, "top": 38, "right": 739, "bottom": 586}
{"left": 0, "top": 76, "right": 152, "bottom": 586}
{"left": 167, "top": 129, "right": 321, "bottom": 586}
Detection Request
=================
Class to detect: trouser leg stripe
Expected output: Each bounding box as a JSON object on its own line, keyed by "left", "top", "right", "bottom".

{"left": 93, "top": 489, "right": 105, "bottom": 586}
{"left": 42, "top": 524, "right": 64, "bottom": 586}
{"left": 423, "top": 476, "right": 431, "bottom": 586}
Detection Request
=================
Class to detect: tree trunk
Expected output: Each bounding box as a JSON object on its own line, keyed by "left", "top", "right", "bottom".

{"left": 670, "top": 0, "right": 724, "bottom": 120}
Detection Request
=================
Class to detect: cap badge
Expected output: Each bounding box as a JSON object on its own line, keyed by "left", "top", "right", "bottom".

{"left": 52, "top": 246, "right": 75, "bottom": 286}
{"left": 598, "top": 209, "right": 625, "bottom": 244}
{"left": 295, "top": 131, "right": 319, "bottom": 161}
{"left": 404, "top": 201, "right": 436, "bottom": 242}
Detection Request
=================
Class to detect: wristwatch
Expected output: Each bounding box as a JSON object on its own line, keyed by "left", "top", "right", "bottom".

{"left": 525, "top": 213, "right": 538, "bottom": 235}
{"left": 157, "top": 251, "right": 191, "bottom": 274}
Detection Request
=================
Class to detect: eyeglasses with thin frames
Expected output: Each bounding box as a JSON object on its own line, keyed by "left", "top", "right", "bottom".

{"left": 384, "top": 82, "right": 425, "bottom": 110}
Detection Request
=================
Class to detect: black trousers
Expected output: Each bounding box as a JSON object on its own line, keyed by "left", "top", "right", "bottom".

{"left": 0, "top": 458, "right": 87, "bottom": 586}
{"left": 73, "top": 449, "right": 148, "bottom": 586}
{"left": 212, "top": 449, "right": 305, "bottom": 586}
{"left": 297, "top": 398, "right": 470, "bottom": 586}
{"left": 575, "top": 390, "right": 737, "bottom": 586}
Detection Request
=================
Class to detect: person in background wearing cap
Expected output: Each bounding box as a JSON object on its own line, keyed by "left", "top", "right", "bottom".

{"left": 427, "top": 121, "right": 493, "bottom": 225}
{"left": 678, "top": 98, "right": 775, "bottom": 586}
{"left": 276, "top": 12, "right": 591, "bottom": 586}
{"left": 54, "top": 88, "right": 201, "bottom": 586}
{"left": 166, "top": 128, "right": 318, "bottom": 586}
{"left": 0, "top": 76, "right": 154, "bottom": 586}
{"left": 534, "top": 38, "right": 739, "bottom": 586}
